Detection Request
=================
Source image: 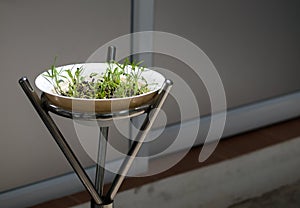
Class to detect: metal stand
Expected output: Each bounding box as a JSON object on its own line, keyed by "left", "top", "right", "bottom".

{"left": 18, "top": 47, "right": 173, "bottom": 208}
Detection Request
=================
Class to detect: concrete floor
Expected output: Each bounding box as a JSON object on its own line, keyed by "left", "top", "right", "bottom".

{"left": 230, "top": 180, "right": 300, "bottom": 208}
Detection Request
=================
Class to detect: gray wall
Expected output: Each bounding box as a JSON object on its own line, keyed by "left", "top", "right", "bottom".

{"left": 154, "top": 0, "right": 300, "bottom": 123}
{"left": 0, "top": 0, "right": 130, "bottom": 192}
{"left": 1, "top": 0, "right": 300, "bottom": 195}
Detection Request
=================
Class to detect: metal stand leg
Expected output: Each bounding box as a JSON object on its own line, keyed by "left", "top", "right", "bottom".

{"left": 106, "top": 79, "right": 173, "bottom": 201}
{"left": 91, "top": 202, "right": 113, "bottom": 208}
{"left": 90, "top": 45, "right": 116, "bottom": 208}
{"left": 96, "top": 127, "right": 109, "bottom": 195}
{"left": 91, "top": 127, "right": 109, "bottom": 208}
{"left": 19, "top": 77, "right": 104, "bottom": 205}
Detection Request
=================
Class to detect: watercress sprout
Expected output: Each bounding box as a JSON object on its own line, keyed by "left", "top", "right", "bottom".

{"left": 43, "top": 58, "right": 151, "bottom": 99}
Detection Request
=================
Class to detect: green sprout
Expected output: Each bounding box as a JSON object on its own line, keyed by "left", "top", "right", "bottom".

{"left": 43, "top": 58, "right": 151, "bottom": 99}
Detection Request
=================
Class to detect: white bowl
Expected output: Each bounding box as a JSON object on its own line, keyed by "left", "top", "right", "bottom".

{"left": 35, "top": 63, "right": 165, "bottom": 113}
